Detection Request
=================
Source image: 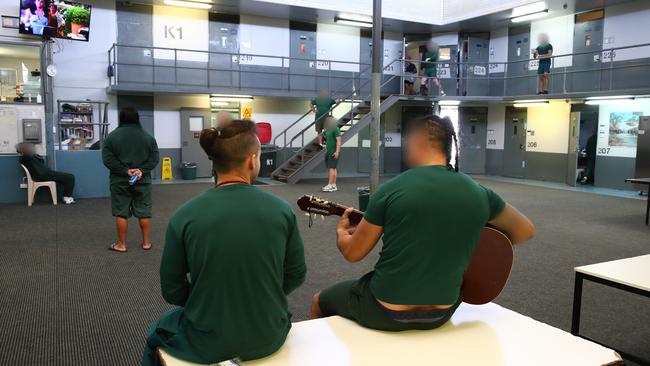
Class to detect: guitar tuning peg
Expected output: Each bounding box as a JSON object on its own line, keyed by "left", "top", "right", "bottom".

{"left": 321, "top": 215, "right": 325, "bottom": 220}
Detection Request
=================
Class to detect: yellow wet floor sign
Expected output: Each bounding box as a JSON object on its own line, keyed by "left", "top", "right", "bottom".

{"left": 162, "top": 157, "right": 173, "bottom": 180}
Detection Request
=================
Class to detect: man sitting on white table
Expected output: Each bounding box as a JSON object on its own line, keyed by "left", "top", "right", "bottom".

{"left": 310, "top": 115, "right": 535, "bottom": 331}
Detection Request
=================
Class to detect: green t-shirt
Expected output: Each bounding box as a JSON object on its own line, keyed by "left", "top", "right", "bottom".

{"left": 324, "top": 126, "right": 341, "bottom": 153}
{"left": 102, "top": 124, "right": 159, "bottom": 184}
{"left": 536, "top": 43, "right": 553, "bottom": 65}
{"left": 364, "top": 165, "right": 505, "bottom": 305}
{"left": 311, "top": 97, "right": 336, "bottom": 119}
{"left": 160, "top": 184, "right": 306, "bottom": 362}
{"left": 422, "top": 50, "right": 439, "bottom": 70}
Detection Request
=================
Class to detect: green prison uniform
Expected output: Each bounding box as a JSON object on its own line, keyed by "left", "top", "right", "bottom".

{"left": 311, "top": 96, "right": 336, "bottom": 132}
{"left": 421, "top": 50, "right": 439, "bottom": 77}
{"left": 319, "top": 165, "right": 505, "bottom": 331}
{"left": 324, "top": 126, "right": 341, "bottom": 169}
{"left": 536, "top": 43, "right": 553, "bottom": 74}
{"left": 102, "top": 124, "right": 159, "bottom": 218}
{"left": 142, "top": 184, "right": 307, "bottom": 366}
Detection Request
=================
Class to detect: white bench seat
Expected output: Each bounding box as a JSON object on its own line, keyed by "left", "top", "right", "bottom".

{"left": 159, "top": 303, "right": 621, "bottom": 366}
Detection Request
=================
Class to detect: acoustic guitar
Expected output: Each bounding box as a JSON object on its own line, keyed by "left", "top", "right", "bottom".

{"left": 297, "top": 195, "right": 514, "bottom": 305}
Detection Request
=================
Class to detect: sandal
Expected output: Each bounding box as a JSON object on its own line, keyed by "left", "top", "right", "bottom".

{"left": 109, "top": 243, "right": 127, "bottom": 253}
{"left": 142, "top": 243, "right": 153, "bottom": 251}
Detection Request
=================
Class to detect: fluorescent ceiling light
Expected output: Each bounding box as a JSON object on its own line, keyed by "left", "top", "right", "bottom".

{"left": 210, "top": 101, "right": 230, "bottom": 107}
{"left": 513, "top": 100, "right": 549, "bottom": 108}
{"left": 585, "top": 95, "right": 634, "bottom": 101}
{"left": 512, "top": 1, "right": 546, "bottom": 17}
{"left": 585, "top": 99, "right": 635, "bottom": 105}
{"left": 512, "top": 10, "right": 548, "bottom": 23}
{"left": 335, "top": 17, "right": 372, "bottom": 28}
{"left": 438, "top": 100, "right": 461, "bottom": 106}
{"left": 211, "top": 94, "right": 252, "bottom": 98}
{"left": 163, "top": 0, "right": 212, "bottom": 9}
{"left": 210, "top": 95, "right": 253, "bottom": 102}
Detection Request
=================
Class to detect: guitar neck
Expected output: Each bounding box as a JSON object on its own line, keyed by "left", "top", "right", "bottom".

{"left": 330, "top": 204, "right": 364, "bottom": 224}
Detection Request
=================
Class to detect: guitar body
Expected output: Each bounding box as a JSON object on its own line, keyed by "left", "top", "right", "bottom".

{"left": 461, "top": 227, "right": 513, "bottom": 305}
{"left": 297, "top": 195, "right": 514, "bottom": 305}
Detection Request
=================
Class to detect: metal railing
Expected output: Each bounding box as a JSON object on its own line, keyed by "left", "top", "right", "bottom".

{"left": 107, "top": 44, "right": 371, "bottom": 96}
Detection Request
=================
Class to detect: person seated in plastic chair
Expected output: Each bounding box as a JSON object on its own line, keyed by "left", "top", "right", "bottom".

{"left": 141, "top": 120, "right": 307, "bottom": 366}
{"left": 16, "top": 142, "right": 76, "bottom": 204}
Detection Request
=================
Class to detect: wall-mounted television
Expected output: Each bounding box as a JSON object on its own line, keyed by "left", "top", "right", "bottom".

{"left": 19, "top": 0, "right": 92, "bottom": 42}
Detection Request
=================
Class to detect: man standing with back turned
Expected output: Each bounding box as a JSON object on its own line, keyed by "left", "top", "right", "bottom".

{"left": 103, "top": 108, "right": 159, "bottom": 253}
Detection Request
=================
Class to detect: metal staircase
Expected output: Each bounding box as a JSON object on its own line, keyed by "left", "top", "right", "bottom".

{"left": 271, "top": 94, "right": 402, "bottom": 183}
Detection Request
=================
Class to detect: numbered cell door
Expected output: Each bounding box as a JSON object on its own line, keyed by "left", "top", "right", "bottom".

{"left": 181, "top": 108, "right": 213, "bottom": 178}
{"left": 506, "top": 27, "right": 533, "bottom": 96}
{"left": 566, "top": 112, "right": 581, "bottom": 186}
{"left": 502, "top": 107, "right": 527, "bottom": 178}
{"left": 436, "top": 45, "right": 459, "bottom": 97}
{"left": 571, "top": 11, "right": 604, "bottom": 92}
{"left": 458, "top": 107, "right": 488, "bottom": 174}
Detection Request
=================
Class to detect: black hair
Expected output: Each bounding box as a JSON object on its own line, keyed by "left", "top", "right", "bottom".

{"left": 407, "top": 115, "right": 459, "bottom": 172}
{"left": 119, "top": 107, "right": 141, "bottom": 127}
{"left": 199, "top": 120, "right": 259, "bottom": 174}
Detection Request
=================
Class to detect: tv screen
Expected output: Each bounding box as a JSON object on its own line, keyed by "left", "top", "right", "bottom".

{"left": 19, "top": 0, "right": 92, "bottom": 42}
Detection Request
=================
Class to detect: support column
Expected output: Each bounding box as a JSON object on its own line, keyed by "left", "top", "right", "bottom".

{"left": 370, "top": 0, "right": 382, "bottom": 192}
{"left": 42, "top": 41, "right": 56, "bottom": 168}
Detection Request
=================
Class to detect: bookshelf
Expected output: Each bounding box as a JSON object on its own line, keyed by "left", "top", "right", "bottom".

{"left": 56, "top": 100, "right": 110, "bottom": 150}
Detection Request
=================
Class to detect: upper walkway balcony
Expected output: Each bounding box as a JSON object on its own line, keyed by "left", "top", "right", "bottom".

{"left": 107, "top": 43, "right": 650, "bottom": 100}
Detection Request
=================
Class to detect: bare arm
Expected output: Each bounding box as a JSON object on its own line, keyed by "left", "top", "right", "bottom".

{"left": 488, "top": 203, "right": 535, "bottom": 244}
{"left": 336, "top": 208, "right": 384, "bottom": 262}
{"left": 333, "top": 136, "right": 341, "bottom": 158}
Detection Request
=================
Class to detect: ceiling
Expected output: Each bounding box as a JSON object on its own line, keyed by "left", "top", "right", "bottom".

{"left": 0, "top": 44, "right": 40, "bottom": 59}
{"left": 123, "top": 0, "right": 637, "bottom": 34}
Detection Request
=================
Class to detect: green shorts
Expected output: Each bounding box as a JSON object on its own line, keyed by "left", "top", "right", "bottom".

{"left": 319, "top": 272, "right": 461, "bottom": 332}
{"left": 110, "top": 183, "right": 152, "bottom": 218}
{"left": 325, "top": 153, "right": 339, "bottom": 169}
{"left": 423, "top": 67, "right": 437, "bottom": 78}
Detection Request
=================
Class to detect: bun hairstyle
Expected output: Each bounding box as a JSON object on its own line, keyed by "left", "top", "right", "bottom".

{"left": 199, "top": 120, "right": 259, "bottom": 174}
{"left": 407, "top": 115, "right": 459, "bottom": 172}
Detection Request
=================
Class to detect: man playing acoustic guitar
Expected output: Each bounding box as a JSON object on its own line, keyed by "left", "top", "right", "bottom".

{"left": 310, "top": 115, "right": 535, "bottom": 331}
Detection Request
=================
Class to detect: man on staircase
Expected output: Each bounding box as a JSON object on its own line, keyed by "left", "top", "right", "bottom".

{"left": 311, "top": 90, "right": 341, "bottom": 146}
{"left": 322, "top": 117, "right": 341, "bottom": 192}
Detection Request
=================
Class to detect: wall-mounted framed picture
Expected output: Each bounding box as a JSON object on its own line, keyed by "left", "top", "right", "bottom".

{"left": 2, "top": 15, "right": 20, "bottom": 29}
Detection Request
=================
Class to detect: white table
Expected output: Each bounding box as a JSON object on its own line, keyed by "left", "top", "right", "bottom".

{"left": 159, "top": 302, "right": 621, "bottom": 366}
{"left": 572, "top": 254, "right": 650, "bottom": 365}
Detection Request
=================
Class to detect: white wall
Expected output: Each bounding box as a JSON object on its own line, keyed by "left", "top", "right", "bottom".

{"left": 239, "top": 15, "right": 290, "bottom": 67}
{"left": 153, "top": 94, "right": 209, "bottom": 149}
{"left": 486, "top": 103, "right": 505, "bottom": 150}
{"left": 152, "top": 6, "right": 209, "bottom": 62}
{"left": 316, "top": 24, "right": 360, "bottom": 72}
{"left": 52, "top": 0, "right": 118, "bottom": 131}
{"left": 596, "top": 99, "right": 650, "bottom": 158}
{"left": 603, "top": 0, "right": 650, "bottom": 61}
{"left": 431, "top": 33, "right": 458, "bottom": 47}
{"left": 525, "top": 100, "right": 571, "bottom": 154}
{"left": 489, "top": 27, "right": 508, "bottom": 74}
{"left": 530, "top": 14, "right": 574, "bottom": 68}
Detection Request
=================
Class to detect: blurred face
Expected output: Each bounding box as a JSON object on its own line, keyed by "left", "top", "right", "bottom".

{"left": 404, "top": 127, "right": 430, "bottom": 167}
{"left": 538, "top": 34, "right": 549, "bottom": 45}
{"left": 318, "top": 90, "right": 328, "bottom": 99}
{"left": 35, "top": 0, "right": 44, "bottom": 10}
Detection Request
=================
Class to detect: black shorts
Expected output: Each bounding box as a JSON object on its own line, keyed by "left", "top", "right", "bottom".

{"left": 315, "top": 115, "right": 328, "bottom": 133}
{"left": 319, "top": 271, "right": 461, "bottom": 332}
{"left": 325, "top": 153, "right": 338, "bottom": 169}
{"left": 110, "top": 183, "right": 152, "bottom": 218}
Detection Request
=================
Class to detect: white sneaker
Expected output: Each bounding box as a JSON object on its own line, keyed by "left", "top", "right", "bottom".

{"left": 63, "top": 196, "right": 76, "bottom": 204}
{"left": 329, "top": 185, "right": 338, "bottom": 192}
{"left": 321, "top": 184, "right": 332, "bottom": 192}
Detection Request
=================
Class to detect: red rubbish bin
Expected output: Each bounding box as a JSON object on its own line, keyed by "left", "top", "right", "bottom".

{"left": 256, "top": 122, "right": 272, "bottom": 144}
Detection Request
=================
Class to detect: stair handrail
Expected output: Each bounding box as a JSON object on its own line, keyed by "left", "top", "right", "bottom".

{"left": 272, "top": 64, "right": 373, "bottom": 149}
{"left": 277, "top": 58, "right": 405, "bottom": 150}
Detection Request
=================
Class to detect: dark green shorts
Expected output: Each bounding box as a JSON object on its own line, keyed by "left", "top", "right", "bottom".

{"left": 325, "top": 153, "right": 338, "bottom": 169}
{"left": 319, "top": 272, "right": 461, "bottom": 332}
{"left": 423, "top": 67, "right": 437, "bottom": 78}
{"left": 537, "top": 62, "right": 551, "bottom": 75}
{"left": 110, "top": 183, "right": 152, "bottom": 218}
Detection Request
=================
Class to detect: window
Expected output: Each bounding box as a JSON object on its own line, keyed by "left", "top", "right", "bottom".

{"left": 0, "top": 43, "right": 42, "bottom": 104}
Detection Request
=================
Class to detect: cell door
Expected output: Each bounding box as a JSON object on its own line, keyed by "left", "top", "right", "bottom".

{"left": 571, "top": 11, "right": 604, "bottom": 92}
{"left": 180, "top": 108, "right": 213, "bottom": 178}
{"left": 437, "top": 45, "right": 459, "bottom": 97}
{"left": 289, "top": 22, "right": 317, "bottom": 92}
{"left": 506, "top": 27, "right": 533, "bottom": 96}
{"left": 462, "top": 34, "right": 490, "bottom": 96}
{"left": 502, "top": 107, "right": 527, "bottom": 178}
{"left": 458, "top": 107, "right": 488, "bottom": 174}
{"left": 566, "top": 112, "right": 581, "bottom": 186}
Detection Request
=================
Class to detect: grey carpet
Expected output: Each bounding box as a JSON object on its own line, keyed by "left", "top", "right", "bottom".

{"left": 0, "top": 177, "right": 648, "bottom": 365}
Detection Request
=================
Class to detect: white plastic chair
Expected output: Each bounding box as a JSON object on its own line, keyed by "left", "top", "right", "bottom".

{"left": 21, "top": 164, "right": 57, "bottom": 206}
